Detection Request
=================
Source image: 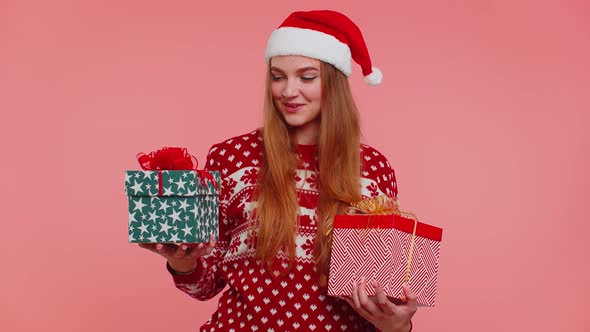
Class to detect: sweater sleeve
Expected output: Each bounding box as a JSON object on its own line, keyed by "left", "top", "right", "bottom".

{"left": 168, "top": 144, "right": 231, "bottom": 301}
{"left": 361, "top": 145, "right": 399, "bottom": 199}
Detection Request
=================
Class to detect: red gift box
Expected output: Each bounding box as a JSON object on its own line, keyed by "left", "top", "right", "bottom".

{"left": 327, "top": 197, "right": 443, "bottom": 306}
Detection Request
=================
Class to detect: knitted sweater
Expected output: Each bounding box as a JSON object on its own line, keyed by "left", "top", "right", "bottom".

{"left": 169, "top": 129, "right": 398, "bottom": 332}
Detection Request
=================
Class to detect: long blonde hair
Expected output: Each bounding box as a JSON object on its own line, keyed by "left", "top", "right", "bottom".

{"left": 252, "top": 60, "right": 362, "bottom": 286}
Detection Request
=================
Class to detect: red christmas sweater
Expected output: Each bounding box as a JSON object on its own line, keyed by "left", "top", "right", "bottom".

{"left": 169, "top": 129, "right": 398, "bottom": 332}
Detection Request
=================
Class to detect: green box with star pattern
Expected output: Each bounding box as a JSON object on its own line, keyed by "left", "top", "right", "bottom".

{"left": 125, "top": 170, "right": 220, "bottom": 243}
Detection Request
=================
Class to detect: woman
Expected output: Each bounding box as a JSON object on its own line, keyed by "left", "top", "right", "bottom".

{"left": 140, "top": 10, "right": 417, "bottom": 332}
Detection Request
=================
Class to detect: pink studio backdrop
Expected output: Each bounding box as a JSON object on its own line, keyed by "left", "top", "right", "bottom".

{"left": 1, "top": 0, "right": 588, "bottom": 331}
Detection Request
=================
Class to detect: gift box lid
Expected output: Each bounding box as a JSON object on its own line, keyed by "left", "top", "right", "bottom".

{"left": 124, "top": 170, "right": 220, "bottom": 197}
{"left": 334, "top": 214, "right": 443, "bottom": 242}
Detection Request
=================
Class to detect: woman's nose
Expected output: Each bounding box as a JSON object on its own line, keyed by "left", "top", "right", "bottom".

{"left": 282, "top": 79, "right": 299, "bottom": 98}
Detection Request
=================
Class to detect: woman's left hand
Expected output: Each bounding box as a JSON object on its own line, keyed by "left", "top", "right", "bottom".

{"left": 342, "top": 278, "right": 417, "bottom": 332}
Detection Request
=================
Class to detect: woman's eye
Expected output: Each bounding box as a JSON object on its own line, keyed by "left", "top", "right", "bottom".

{"left": 271, "top": 75, "right": 316, "bottom": 81}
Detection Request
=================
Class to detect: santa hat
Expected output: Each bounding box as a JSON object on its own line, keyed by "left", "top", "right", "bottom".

{"left": 265, "top": 10, "right": 382, "bottom": 86}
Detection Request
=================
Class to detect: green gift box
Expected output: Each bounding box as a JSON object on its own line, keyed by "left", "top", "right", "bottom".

{"left": 125, "top": 170, "right": 220, "bottom": 243}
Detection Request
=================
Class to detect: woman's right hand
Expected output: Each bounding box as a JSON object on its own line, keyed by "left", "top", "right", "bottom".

{"left": 138, "top": 234, "right": 217, "bottom": 273}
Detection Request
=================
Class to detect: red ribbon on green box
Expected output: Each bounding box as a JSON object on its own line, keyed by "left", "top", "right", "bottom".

{"left": 136, "top": 147, "right": 218, "bottom": 196}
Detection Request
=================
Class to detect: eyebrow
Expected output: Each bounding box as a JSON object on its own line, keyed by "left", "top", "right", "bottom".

{"left": 270, "top": 66, "right": 320, "bottom": 73}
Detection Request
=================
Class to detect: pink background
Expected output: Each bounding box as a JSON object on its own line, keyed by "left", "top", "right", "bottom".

{"left": 1, "top": 0, "right": 588, "bottom": 331}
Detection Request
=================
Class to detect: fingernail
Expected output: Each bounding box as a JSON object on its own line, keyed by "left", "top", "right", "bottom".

{"left": 156, "top": 244, "right": 163, "bottom": 250}
{"left": 181, "top": 245, "right": 188, "bottom": 250}
{"left": 198, "top": 243, "right": 204, "bottom": 249}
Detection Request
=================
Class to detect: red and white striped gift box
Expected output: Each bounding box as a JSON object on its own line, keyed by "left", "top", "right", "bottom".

{"left": 327, "top": 214, "right": 443, "bottom": 306}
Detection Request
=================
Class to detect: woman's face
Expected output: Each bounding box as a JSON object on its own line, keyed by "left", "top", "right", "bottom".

{"left": 270, "top": 55, "right": 322, "bottom": 130}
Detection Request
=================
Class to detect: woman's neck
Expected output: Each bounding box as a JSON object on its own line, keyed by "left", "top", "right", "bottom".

{"left": 292, "top": 119, "right": 320, "bottom": 145}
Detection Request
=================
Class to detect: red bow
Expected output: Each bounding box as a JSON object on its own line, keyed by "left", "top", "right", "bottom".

{"left": 136, "top": 147, "right": 218, "bottom": 195}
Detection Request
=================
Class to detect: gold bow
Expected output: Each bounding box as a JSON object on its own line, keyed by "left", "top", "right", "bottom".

{"left": 346, "top": 195, "right": 418, "bottom": 220}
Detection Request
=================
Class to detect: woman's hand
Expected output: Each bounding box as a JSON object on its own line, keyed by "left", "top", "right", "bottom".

{"left": 342, "top": 278, "right": 417, "bottom": 332}
{"left": 138, "top": 234, "right": 216, "bottom": 273}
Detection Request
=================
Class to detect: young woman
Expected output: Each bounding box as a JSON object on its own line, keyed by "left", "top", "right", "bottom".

{"left": 140, "top": 10, "right": 417, "bottom": 332}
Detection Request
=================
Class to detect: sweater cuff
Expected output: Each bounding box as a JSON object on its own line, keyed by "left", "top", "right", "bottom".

{"left": 166, "top": 260, "right": 204, "bottom": 283}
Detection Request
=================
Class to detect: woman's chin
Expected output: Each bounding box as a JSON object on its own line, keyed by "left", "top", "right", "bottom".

{"left": 281, "top": 111, "right": 321, "bottom": 130}
{"left": 284, "top": 119, "right": 309, "bottom": 129}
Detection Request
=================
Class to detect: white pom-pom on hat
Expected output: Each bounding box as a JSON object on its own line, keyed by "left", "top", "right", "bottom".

{"left": 364, "top": 66, "right": 383, "bottom": 86}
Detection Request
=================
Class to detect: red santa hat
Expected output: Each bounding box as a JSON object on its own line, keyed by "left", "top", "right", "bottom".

{"left": 265, "top": 10, "right": 383, "bottom": 86}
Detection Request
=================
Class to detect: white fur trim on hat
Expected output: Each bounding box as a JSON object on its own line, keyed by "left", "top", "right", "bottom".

{"left": 364, "top": 66, "right": 382, "bottom": 86}
{"left": 265, "top": 27, "right": 352, "bottom": 76}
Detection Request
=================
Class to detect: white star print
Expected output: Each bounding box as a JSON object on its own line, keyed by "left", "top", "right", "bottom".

{"left": 138, "top": 222, "right": 149, "bottom": 234}
{"left": 158, "top": 200, "right": 170, "bottom": 212}
{"left": 163, "top": 186, "right": 174, "bottom": 196}
{"left": 158, "top": 221, "right": 173, "bottom": 235}
{"left": 169, "top": 209, "right": 182, "bottom": 223}
{"left": 181, "top": 225, "right": 193, "bottom": 237}
{"left": 178, "top": 200, "right": 190, "bottom": 211}
{"left": 175, "top": 178, "right": 186, "bottom": 190}
{"left": 169, "top": 232, "right": 180, "bottom": 242}
{"left": 128, "top": 211, "right": 137, "bottom": 223}
{"left": 192, "top": 202, "right": 200, "bottom": 220}
{"left": 130, "top": 181, "right": 144, "bottom": 194}
{"left": 132, "top": 198, "right": 147, "bottom": 212}
{"left": 148, "top": 210, "right": 158, "bottom": 222}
